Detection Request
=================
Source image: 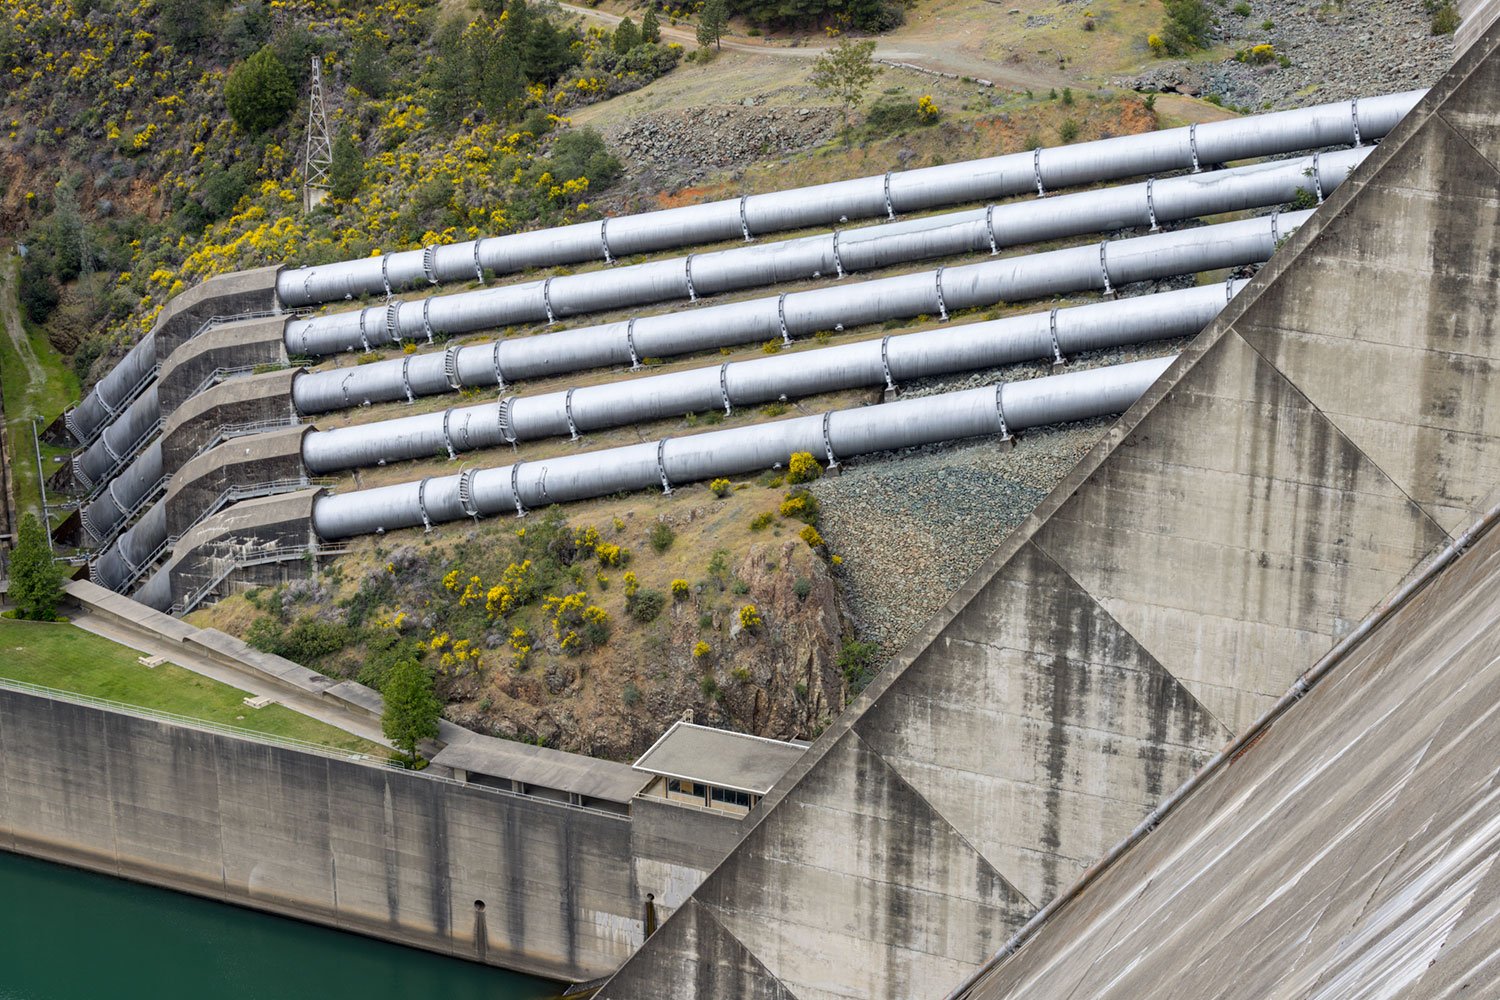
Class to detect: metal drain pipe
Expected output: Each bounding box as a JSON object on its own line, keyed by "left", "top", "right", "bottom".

{"left": 275, "top": 92, "right": 1418, "bottom": 307}
{"left": 301, "top": 282, "right": 1243, "bottom": 473}
{"left": 284, "top": 151, "right": 1359, "bottom": 358}
{"left": 310, "top": 356, "right": 1172, "bottom": 540}
{"left": 294, "top": 209, "right": 1310, "bottom": 413}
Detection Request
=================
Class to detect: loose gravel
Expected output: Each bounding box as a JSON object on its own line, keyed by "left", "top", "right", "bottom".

{"left": 812, "top": 296, "right": 1191, "bottom": 660}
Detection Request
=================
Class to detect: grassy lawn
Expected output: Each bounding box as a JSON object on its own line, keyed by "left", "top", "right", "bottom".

{"left": 0, "top": 617, "right": 391, "bottom": 758}
{"left": 0, "top": 256, "right": 81, "bottom": 530}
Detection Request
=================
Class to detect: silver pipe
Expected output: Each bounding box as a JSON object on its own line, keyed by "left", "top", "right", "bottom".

{"left": 301, "top": 283, "right": 1242, "bottom": 473}
{"left": 294, "top": 210, "right": 1310, "bottom": 414}
{"left": 90, "top": 499, "right": 167, "bottom": 592}
{"left": 79, "top": 440, "right": 163, "bottom": 547}
{"left": 72, "top": 384, "right": 160, "bottom": 491}
{"left": 65, "top": 331, "right": 157, "bottom": 448}
{"left": 276, "top": 92, "right": 1419, "bottom": 306}
{"left": 284, "top": 151, "right": 1361, "bottom": 358}
{"left": 310, "top": 357, "right": 1173, "bottom": 539}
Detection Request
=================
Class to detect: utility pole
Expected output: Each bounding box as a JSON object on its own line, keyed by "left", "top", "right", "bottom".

{"left": 303, "top": 56, "right": 333, "bottom": 213}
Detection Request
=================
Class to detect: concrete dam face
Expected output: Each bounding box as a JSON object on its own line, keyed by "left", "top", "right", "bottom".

{"left": 597, "top": 16, "right": 1500, "bottom": 999}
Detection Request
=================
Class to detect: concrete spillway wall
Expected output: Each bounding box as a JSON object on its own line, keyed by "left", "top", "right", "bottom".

{"left": 599, "top": 16, "right": 1500, "bottom": 1000}
{"left": 0, "top": 682, "right": 740, "bottom": 982}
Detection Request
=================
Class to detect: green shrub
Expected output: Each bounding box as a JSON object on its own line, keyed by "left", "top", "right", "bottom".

{"left": 750, "top": 512, "right": 775, "bottom": 531}
{"left": 1431, "top": 2, "right": 1460, "bottom": 33}
{"left": 1231, "top": 1, "right": 1250, "bottom": 14}
{"left": 224, "top": 47, "right": 296, "bottom": 135}
{"left": 623, "top": 682, "right": 642, "bottom": 707}
{"left": 709, "top": 477, "right": 733, "bottom": 498}
{"left": 629, "top": 588, "right": 666, "bottom": 624}
{"left": 793, "top": 578, "right": 812, "bottom": 600}
{"left": 1058, "top": 119, "right": 1080, "bottom": 143}
{"left": 649, "top": 521, "right": 676, "bottom": 553}
{"left": 838, "top": 638, "right": 881, "bottom": 692}
{"left": 1161, "top": 0, "right": 1213, "bottom": 53}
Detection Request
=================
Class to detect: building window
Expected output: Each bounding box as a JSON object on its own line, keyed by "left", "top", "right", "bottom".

{"left": 711, "top": 787, "right": 752, "bottom": 809}
{"left": 667, "top": 779, "right": 702, "bottom": 798}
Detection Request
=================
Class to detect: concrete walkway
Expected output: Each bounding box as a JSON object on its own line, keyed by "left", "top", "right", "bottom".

{"left": 69, "top": 610, "right": 399, "bottom": 751}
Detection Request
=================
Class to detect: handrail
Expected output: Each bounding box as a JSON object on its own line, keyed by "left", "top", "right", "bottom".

{"left": 188, "top": 417, "right": 302, "bottom": 463}
{"left": 172, "top": 542, "right": 351, "bottom": 615}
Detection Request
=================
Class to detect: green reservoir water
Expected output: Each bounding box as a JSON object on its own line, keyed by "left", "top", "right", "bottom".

{"left": 0, "top": 851, "right": 559, "bottom": 1000}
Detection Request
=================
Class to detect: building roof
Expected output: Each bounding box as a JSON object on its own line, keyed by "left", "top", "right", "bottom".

{"left": 431, "top": 737, "right": 649, "bottom": 805}
{"left": 632, "top": 721, "right": 807, "bottom": 796}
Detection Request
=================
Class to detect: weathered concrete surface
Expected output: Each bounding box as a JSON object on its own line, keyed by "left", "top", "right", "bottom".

{"left": 0, "top": 687, "right": 643, "bottom": 981}
{"left": 146, "top": 489, "right": 322, "bottom": 611}
{"left": 161, "top": 425, "right": 309, "bottom": 538}
{"left": 965, "top": 510, "right": 1500, "bottom": 999}
{"left": 600, "top": 19, "right": 1500, "bottom": 999}
{"left": 156, "top": 315, "right": 289, "bottom": 412}
{"left": 152, "top": 265, "right": 282, "bottom": 357}
{"left": 159, "top": 368, "right": 300, "bottom": 475}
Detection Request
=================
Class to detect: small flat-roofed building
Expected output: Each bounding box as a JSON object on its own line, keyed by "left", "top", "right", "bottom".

{"left": 430, "top": 736, "right": 649, "bottom": 815}
{"left": 632, "top": 721, "right": 807, "bottom": 817}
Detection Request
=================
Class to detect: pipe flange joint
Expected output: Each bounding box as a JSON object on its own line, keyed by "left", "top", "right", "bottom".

{"left": 564, "top": 388, "right": 580, "bottom": 441}
{"left": 458, "top": 469, "right": 481, "bottom": 520}
{"left": 1033, "top": 147, "right": 1046, "bottom": 196}
{"left": 719, "top": 363, "right": 732, "bottom": 414}
{"left": 995, "top": 384, "right": 1012, "bottom": 440}
{"left": 883, "top": 170, "right": 895, "bottom": 219}
{"left": 934, "top": 266, "right": 949, "bottom": 322}
{"left": 542, "top": 277, "right": 556, "bottom": 324}
{"left": 441, "top": 409, "right": 457, "bottom": 460}
{"left": 381, "top": 254, "right": 393, "bottom": 298}
{"left": 880, "top": 336, "right": 895, "bottom": 391}
{"left": 821, "top": 412, "right": 839, "bottom": 468}
{"left": 656, "top": 439, "right": 673, "bottom": 495}
{"left": 385, "top": 299, "right": 401, "bottom": 343}
{"left": 1145, "top": 177, "right": 1159, "bottom": 232}
{"left": 473, "top": 239, "right": 485, "bottom": 283}
{"left": 510, "top": 462, "right": 527, "bottom": 517}
{"left": 600, "top": 218, "right": 613, "bottom": 265}
{"left": 422, "top": 245, "right": 439, "bottom": 285}
{"left": 626, "top": 318, "right": 641, "bottom": 370}
{"left": 1312, "top": 151, "right": 1324, "bottom": 204}
{"left": 1350, "top": 97, "right": 1361, "bottom": 147}
{"left": 358, "top": 309, "right": 371, "bottom": 353}
{"left": 1098, "top": 241, "right": 1114, "bottom": 297}
{"left": 739, "top": 195, "right": 753, "bottom": 242}
{"left": 401, "top": 355, "right": 415, "bottom": 404}
{"left": 1189, "top": 122, "right": 1201, "bottom": 173}
{"left": 417, "top": 478, "right": 434, "bottom": 532}
{"left": 491, "top": 341, "right": 507, "bottom": 391}
{"left": 684, "top": 254, "right": 697, "bottom": 302}
{"left": 422, "top": 298, "right": 435, "bottom": 344}
{"left": 778, "top": 293, "right": 791, "bottom": 345}
{"left": 985, "top": 204, "right": 999, "bottom": 255}
{"left": 831, "top": 230, "right": 844, "bottom": 279}
{"left": 1049, "top": 307, "right": 1064, "bottom": 366}
{"left": 498, "top": 395, "right": 517, "bottom": 445}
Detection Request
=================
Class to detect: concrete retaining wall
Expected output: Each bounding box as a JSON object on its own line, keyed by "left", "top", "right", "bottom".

{"left": 0, "top": 686, "right": 642, "bottom": 981}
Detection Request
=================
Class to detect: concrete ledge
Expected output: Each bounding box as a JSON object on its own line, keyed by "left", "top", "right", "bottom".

{"left": 159, "top": 368, "right": 300, "bottom": 476}
{"left": 157, "top": 315, "right": 290, "bottom": 412}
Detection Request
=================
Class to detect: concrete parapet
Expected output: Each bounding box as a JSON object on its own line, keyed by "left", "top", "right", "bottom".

{"left": 157, "top": 314, "right": 290, "bottom": 413}
{"left": 159, "top": 369, "right": 300, "bottom": 476}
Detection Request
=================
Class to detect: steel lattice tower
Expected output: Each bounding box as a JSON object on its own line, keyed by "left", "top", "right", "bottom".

{"left": 303, "top": 56, "right": 332, "bottom": 212}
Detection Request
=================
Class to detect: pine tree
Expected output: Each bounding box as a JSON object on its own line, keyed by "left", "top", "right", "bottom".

{"left": 697, "top": 0, "right": 727, "bottom": 50}
{"left": 381, "top": 659, "right": 441, "bottom": 766}
{"left": 329, "top": 129, "right": 363, "bottom": 201}
{"left": 613, "top": 16, "right": 640, "bottom": 54}
{"left": 9, "top": 513, "right": 62, "bottom": 622}
{"left": 641, "top": 7, "right": 661, "bottom": 43}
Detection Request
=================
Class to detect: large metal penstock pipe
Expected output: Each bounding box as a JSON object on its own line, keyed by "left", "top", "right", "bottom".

{"left": 301, "top": 282, "right": 1243, "bottom": 473}
{"left": 284, "top": 150, "right": 1359, "bottom": 358}
{"left": 294, "top": 209, "right": 1311, "bottom": 414}
{"left": 66, "top": 331, "right": 158, "bottom": 448}
{"left": 72, "top": 384, "right": 160, "bottom": 493}
{"left": 79, "top": 440, "right": 164, "bottom": 547}
{"left": 275, "top": 92, "right": 1418, "bottom": 307}
{"left": 310, "top": 357, "right": 1173, "bottom": 540}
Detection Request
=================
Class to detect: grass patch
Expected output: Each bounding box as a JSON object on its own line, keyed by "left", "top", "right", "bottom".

{"left": 0, "top": 257, "right": 80, "bottom": 529}
{"left": 0, "top": 618, "right": 389, "bottom": 757}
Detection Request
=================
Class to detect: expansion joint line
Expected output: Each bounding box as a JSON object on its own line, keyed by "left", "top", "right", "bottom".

{"left": 626, "top": 318, "right": 642, "bottom": 370}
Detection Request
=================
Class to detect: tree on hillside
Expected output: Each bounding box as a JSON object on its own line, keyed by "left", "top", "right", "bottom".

{"left": 613, "top": 16, "right": 641, "bottom": 54}
{"left": 382, "top": 659, "right": 441, "bottom": 766}
{"left": 329, "top": 129, "right": 363, "bottom": 201}
{"left": 641, "top": 7, "right": 661, "bottom": 43}
{"left": 10, "top": 513, "right": 62, "bottom": 622}
{"left": 810, "top": 37, "right": 882, "bottom": 142}
{"left": 1160, "top": 0, "right": 1213, "bottom": 53}
{"left": 697, "top": 0, "right": 728, "bottom": 50}
{"left": 224, "top": 47, "right": 297, "bottom": 135}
